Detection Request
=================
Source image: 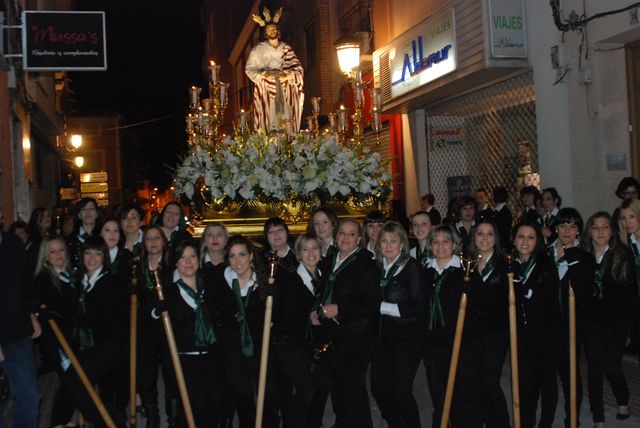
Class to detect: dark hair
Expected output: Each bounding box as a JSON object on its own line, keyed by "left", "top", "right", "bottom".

{"left": 174, "top": 239, "right": 199, "bottom": 262}
{"left": 263, "top": 217, "right": 290, "bottom": 246}
{"left": 100, "top": 217, "right": 125, "bottom": 248}
{"left": 615, "top": 176, "right": 640, "bottom": 199}
{"left": 119, "top": 203, "right": 145, "bottom": 222}
{"left": 226, "top": 235, "right": 268, "bottom": 292}
{"left": 454, "top": 195, "right": 477, "bottom": 217}
{"left": 555, "top": 207, "right": 584, "bottom": 234}
{"left": 493, "top": 186, "right": 509, "bottom": 204}
{"left": 421, "top": 193, "right": 435, "bottom": 205}
{"left": 226, "top": 235, "right": 256, "bottom": 260}
{"left": 475, "top": 187, "right": 488, "bottom": 195}
{"left": 141, "top": 225, "right": 169, "bottom": 271}
{"left": 363, "top": 210, "right": 386, "bottom": 225}
{"left": 512, "top": 221, "right": 545, "bottom": 254}
{"left": 542, "top": 187, "right": 562, "bottom": 208}
{"left": 520, "top": 185, "right": 540, "bottom": 199}
{"left": 73, "top": 198, "right": 101, "bottom": 233}
{"left": 27, "top": 207, "right": 49, "bottom": 241}
{"left": 9, "top": 220, "right": 28, "bottom": 236}
{"left": 157, "top": 201, "right": 187, "bottom": 229}
{"left": 307, "top": 206, "right": 338, "bottom": 235}
{"left": 583, "top": 211, "right": 632, "bottom": 283}
{"left": 78, "top": 235, "right": 111, "bottom": 274}
{"left": 468, "top": 220, "right": 503, "bottom": 258}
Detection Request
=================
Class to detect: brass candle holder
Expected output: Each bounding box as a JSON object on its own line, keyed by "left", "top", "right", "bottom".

{"left": 460, "top": 253, "right": 482, "bottom": 282}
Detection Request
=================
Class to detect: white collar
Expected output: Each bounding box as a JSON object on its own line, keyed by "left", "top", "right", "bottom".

{"left": 334, "top": 247, "right": 359, "bottom": 271}
{"left": 456, "top": 220, "right": 475, "bottom": 229}
{"left": 546, "top": 207, "right": 559, "bottom": 218}
{"left": 480, "top": 203, "right": 489, "bottom": 211}
{"left": 109, "top": 246, "right": 119, "bottom": 263}
{"left": 224, "top": 266, "right": 256, "bottom": 296}
{"left": 82, "top": 267, "right": 107, "bottom": 293}
{"left": 427, "top": 255, "right": 461, "bottom": 275}
{"left": 383, "top": 253, "right": 405, "bottom": 277}
{"left": 596, "top": 245, "right": 610, "bottom": 263}
{"left": 631, "top": 233, "right": 640, "bottom": 247}
{"left": 296, "top": 263, "right": 318, "bottom": 295}
{"left": 494, "top": 202, "right": 506, "bottom": 212}
{"left": 136, "top": 229, "right": 144, "bottom": 244}
{"left": 204, "top": 252, "right": 212, "bottom": 264}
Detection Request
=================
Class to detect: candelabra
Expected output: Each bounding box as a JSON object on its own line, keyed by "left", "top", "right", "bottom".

{"left": 310, "top": 97, "right": 321, "bottom": 138}
{"left": 185, "top": 61, "right": 230, "bottom": 150}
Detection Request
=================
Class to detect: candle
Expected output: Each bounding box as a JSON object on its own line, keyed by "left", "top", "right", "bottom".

{"left": 328, "top": 112, "right": 337, "bottom": 131}
{"left": 372, "top": 107, "right": 381, "bottom": 131}
{"left": 311, "top": 97, "right": 321, "bottom": 114}
{"left": 370, "top": 88, "right": 382, "bottom": 110}
{"left": 209, "top": 60, "right": 220, "bottom": 84}
{"left": 218, "top": 83, "right": 229, "bottom": 107}
{"left": 202, "top": 98, "right": 211, "bottom": 113}
{"left": 285, "top": 119, "right": 294, "bottom": 138}
{"left": 186, "top": 114, "right": 193, "bottom": 133}
{"left": 355, "top": 86, "right": 364, "bottom": 104}
{"left": 307, "top": 116, "right": 314, "bottom": 132}
{"left": 190, "top": 86, "right": 201, "bottom": 109}
{"left": 239, "top": 109, "right": 247, "bottom": 129}
{"left": 338, "top": 105, "right": 348, "bottom": 131}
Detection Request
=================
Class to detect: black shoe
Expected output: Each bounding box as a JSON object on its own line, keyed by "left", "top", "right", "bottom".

{"left": 616, "top": 412, "right": 631, "bottom": 420}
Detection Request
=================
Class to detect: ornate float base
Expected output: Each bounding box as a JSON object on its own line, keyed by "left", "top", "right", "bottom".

{"left": 190, "top": 197, "right": 383, "bottom": 237}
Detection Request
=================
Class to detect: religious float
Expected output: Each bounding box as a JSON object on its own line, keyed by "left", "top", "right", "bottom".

{"left": 173, "top": 8, "right": 391, "bottom": 236}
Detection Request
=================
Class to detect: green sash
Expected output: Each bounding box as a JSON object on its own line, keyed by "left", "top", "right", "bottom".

{"left": 232, "top": 279, "right": 254, "bottom": 357}
{"left": 427, "top": 266, "right": 454, "bottom": 331}
{"left": 176, "top": 276, "right": 216, "bottom": 347}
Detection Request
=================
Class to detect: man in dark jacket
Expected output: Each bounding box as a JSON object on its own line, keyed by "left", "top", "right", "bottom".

{"left": 0, "top": 212, "right": 41, "bottom": 428}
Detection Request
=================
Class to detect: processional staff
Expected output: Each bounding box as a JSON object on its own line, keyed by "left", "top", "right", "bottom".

{"left": 255, "top": 251, "right": 279, "bottom": 428}
{"left": 129, "top": 257, "right": 139, "bottom": 427}
{"left": 152, "top": 269, "right": 195, "bottom": 428}
{"left": 439, "top": 253, "right": 479, "bottom": 428}
{"left": 41, "top": 306, "right": 116, "bottom": 428}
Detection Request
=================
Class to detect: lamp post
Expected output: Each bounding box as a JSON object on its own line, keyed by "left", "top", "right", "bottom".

{"left": 335, "top": 37, "right": 366, "bottom": 147}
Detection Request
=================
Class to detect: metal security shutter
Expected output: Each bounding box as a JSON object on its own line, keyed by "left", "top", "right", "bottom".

{"left": 424, "top": 71, "right": 538, "bottom": 216}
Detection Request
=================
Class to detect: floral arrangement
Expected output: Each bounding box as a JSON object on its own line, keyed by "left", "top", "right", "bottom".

{"left": 174, "top": 131, "right": 391, "bottom": 210}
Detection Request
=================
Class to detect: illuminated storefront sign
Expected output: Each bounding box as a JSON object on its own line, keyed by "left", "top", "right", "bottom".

{"left": 387, "top": 7, "right": 456, "bottom": 99}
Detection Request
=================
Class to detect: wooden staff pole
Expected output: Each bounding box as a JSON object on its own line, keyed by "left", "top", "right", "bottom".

{"left": 508, "top": 272, "right": 521, "bottom": 428}
{"left": 129, "top": 259, "right": 139, "bottom": 427}
{"left": 45, "top": 315, "right": 116, "bottom": 428}
{"left": 255, "top": 253, "right": 278, "bottom": 428}
{"left": 152, "top": 270, "right": 195, "bottom": 428}
{"left": 568, "top": 283, "right": 577, "bottom": 428}
{"left": 439, "top": 292, "right": 468, "bottom": 428}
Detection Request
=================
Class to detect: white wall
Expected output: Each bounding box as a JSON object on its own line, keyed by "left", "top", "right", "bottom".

{"left": 527, "top": 0, "right": 640, "bottom": 216}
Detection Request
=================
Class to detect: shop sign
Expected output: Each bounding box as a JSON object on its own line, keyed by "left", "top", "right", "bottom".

{"left": 80, "top": 182, "right": 108, "bottom": 193}
{"left": 488, "top": 0, "right": 527, "bottom": 58}
{"left": 22, "top": 11, "right": 107, "bottom": 71}
{"left": 387, "top": 7, "right": 456, "bottom": 99}
{"left": 59, "top": 187, "right": 77, "bottom": 200}
{"left": 80, "top": 171, "right": 108, "bottom": 183}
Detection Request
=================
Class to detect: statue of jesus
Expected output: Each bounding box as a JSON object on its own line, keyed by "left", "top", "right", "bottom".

{"left": 245, "top": 7, "right": 304, "bottom": 132}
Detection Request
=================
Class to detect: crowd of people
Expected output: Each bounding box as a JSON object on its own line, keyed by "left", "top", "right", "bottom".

{"left": 2, "top": 176, "right": 640, "bottom": 428}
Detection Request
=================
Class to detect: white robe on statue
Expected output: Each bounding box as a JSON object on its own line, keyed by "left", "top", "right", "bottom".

{"left": 245, "top": 41, "right": 304, "bottom": 132}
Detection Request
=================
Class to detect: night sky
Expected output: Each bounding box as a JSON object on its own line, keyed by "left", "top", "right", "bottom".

{"left": 69, "top": 0, "right": 207, "bottom": 191}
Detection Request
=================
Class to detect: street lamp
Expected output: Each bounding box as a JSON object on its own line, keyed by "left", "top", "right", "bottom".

{"left": 74, "top": 156, "right": 84, "bottom": 168}
{"left": 335, "top": 37, "right": 361, "bottom": 77}
{"left": 70, "top": 134, "right": 83, "bottom": 149}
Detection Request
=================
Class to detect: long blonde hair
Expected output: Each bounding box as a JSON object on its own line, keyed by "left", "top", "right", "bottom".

{"left": 618, "top": 198, "right": 640, "bottom": 246}
{"left": 35, "top": 236, "right": 70, "bottom": 285}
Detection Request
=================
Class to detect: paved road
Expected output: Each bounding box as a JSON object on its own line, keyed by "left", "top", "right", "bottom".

{"left": 22, "top": 350, "right": 640, "bottom": 427}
